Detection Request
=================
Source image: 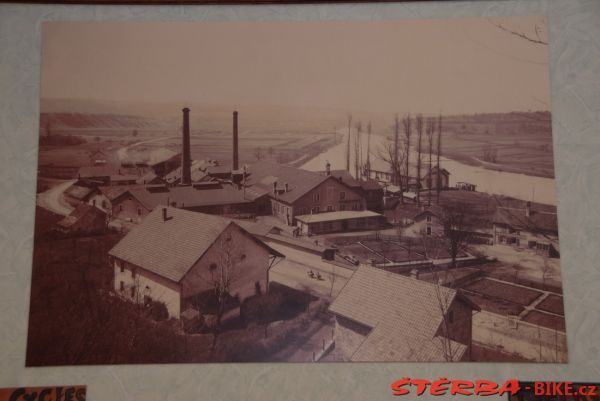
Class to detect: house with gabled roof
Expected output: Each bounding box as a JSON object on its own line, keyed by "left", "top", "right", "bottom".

{"left": 244, "top": 161, "right": 370, "bottom": 227}
{"left": 108, "top": 206, "right": 284, "bottom": 319}
{"left": 492, "top": 202, "right": 559, "bottom": 257}
{"left": 329, "top": 265, "right": 479, "bottom": 361}
{"left": 110, "top": 183, "right": 271, "bottom": 223}
{"left": 56, "top": 203, "right": 107, "bottom": 234}
{"left": 321, "top": 169, "right": 384, "bottom": 213}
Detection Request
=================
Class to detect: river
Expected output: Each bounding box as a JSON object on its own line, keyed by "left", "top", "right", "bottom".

{"left": 301, "top": 131, "right": 557, "bottom": 206}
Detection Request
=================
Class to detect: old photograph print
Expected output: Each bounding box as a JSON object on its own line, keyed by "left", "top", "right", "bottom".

{"left": 27, "top": 17, "right": 566, "bottom": 365}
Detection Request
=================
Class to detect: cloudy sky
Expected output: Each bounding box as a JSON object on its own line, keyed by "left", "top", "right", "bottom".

{"left": 41, "top": 16, "right": 550, "bottom": 115}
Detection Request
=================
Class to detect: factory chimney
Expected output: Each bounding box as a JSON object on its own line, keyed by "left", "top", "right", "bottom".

{"left": 181, "top": 108, "right": 192, "bottom": 186}
{"left": 233, "top": 110, "right": 239, "bottom": 171}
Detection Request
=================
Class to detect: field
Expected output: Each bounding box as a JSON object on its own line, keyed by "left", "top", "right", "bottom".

{"left": 536, "top": 294, "right": 565, "bottom": 316}
{"left": 464, "top": 278, "right": 542, "bottom": 306}
{"left": 462, "top": 292, "right": 525, "bottom": 316}
{"left": 522, "top": 310, "right": 566, "bottom": 332}
{"left": 441, "top": 112, "right": 554, "bottom": 178}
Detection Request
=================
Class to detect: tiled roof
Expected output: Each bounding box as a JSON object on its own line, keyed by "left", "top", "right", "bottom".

{"left": 109, "top": 206, "right": 281, "bottom": 282}
{"left": 245, "top": 161, "right": 331, "bottom": 204}
{"left": 323, "top": 170, "right": 382, "bottom": 191}
{"left": 116, "top": 184, "right": 262, "bottom": 211}
{"left": 329, "top": 265, "right": 470, "bottom": 361}
{"left": 57, "top": 203, "right": 105, "bottom": 228}
{"left": 492, "top": 207, "right": 558, "bottom": 233}
{"left": 98, "top": 185, "right": 137, "bottom": 201}
{"left": 64, "top": 184, "right": 93, "bottom": 200}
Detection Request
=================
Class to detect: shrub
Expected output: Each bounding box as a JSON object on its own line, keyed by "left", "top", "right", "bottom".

{"left": 147, "top": 300, "right": 169, "bottom": 322}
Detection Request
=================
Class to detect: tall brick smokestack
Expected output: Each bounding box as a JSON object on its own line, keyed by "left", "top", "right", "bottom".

{"left": 233, "top": 110, "right": 239, "bottom": 171}
{"left": 181, "top": 107, "right": 192, "bottom": 185}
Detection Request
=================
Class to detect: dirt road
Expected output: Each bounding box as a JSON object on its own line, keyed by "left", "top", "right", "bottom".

{"left": 37, "top": 179, "right": 75, "bottom": 216}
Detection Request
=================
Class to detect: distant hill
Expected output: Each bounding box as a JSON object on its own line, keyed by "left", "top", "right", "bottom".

{"left": 442, "top": 111, "right": 552, "bottom": 137}
{"left": 39, "top": 112, "right": 157, "bottom": 131}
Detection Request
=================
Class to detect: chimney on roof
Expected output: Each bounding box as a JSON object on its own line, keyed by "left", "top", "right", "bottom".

{"left": 326, "top": 160, "right": 331, "bottom": 176}
{"left": 233, "top": 110, "right": 239, "bottom": 171}
{"left": 273, "top": 181, "right": 277, "bottom": 194}
{"left": 410, "top": 269, "right": 419, "bottom": 279}
{"left": 181, "top": 108, "right": 192, "bottom": 186}
{"left": 162, "top": 207, "right": 168, "bottom": 222}
{"left": 525, "top": 201, "right": 531, "bottom": 217}
{"left": 284, "top": 182, "right": 289, "bottom": 192}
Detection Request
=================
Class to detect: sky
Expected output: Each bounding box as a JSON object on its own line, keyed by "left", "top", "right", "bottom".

{"left": 41, "top": 16, "right": 551, "bottom": 115}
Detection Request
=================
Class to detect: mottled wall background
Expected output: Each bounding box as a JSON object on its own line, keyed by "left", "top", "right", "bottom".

{"left": 0, "top": 1, "right": 599, "bottom": 400}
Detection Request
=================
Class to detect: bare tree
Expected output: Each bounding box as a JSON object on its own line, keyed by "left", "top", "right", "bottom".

{"left": 377, "top": 116, "right": 406, "bottom": 198}
{"left": 253, "top": 147, "right": 265, "bottom": 161}
{"left": 402, "top": 114, "right": 412, "bottom": 191}
{"left": 436, "top": 114, "right": 442, "bottom": 204}
{"left": 541, "top": 256, "right": 551, "bottom": 290}
{"left": 207, "top": 229, "right": 242, "bottom": 327}
{"left": 365, "top": 121, "right": 372, "bottom": 175}
{"left": 440, "top": 202, "right": 472, "bottom": 269}
{"left": 354, "top": 121, "right": 362, "bottom": 179}
{"left": 426, "top": 117, "right": 435, "bottom": 206}
{"left": 415, "top": 114, "right": 424, "bottom": 206}
{"left": 346, "top": 113, "right": 352, "bottom": 172}
{"left": 427, "top": 265, "right": 462, "bottom": 361}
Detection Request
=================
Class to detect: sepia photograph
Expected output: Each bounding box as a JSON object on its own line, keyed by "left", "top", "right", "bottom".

{"left": 27, "top": 17, "right": 566, "bottom": 365}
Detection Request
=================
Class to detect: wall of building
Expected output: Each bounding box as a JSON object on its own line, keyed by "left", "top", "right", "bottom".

{"left": 87, "top": 192, "right": 112, "bottom": 214}
{"left": 113, "top": 257, "right": 182, "bottom": 318}
{"left": 436, "top": 298, "right": 473, "bottom": 360}
{"left": 295, "top": 178, "right": 364, "bottom": 217}
{"left": 112, "top": 195, "right": 150, "bottom": 223}
{"left": 408, "top": 214, "right": 444, "bottom": 238}
{"left": 333, "top": 315, "right": 371, "bottom": 361}
{"left": 493, "top": 224, "right": 559, "bottom": 256}
{"left": 180, "top": 223, "right": 272, "bottom": 306}
{"left": 300, "top": 216, "right": 381, "bottom": 236}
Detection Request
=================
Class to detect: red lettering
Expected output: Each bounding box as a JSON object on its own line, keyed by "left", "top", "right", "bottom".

{"left": 412, "top": 379, "right": 431, "bottom": 396}
{"left": 391, "top": 378, "right": 411, "bottom": 396}
{"left": 535, "top": 382, "right": 546, "bottom": 395}
{"left": 451, "top": 380, "right": 475, "bottom": 396}
{"left": 475, "top": 380, "right": 499, "bottom": 396}
{"left": 498, "top": 379, "right": 521, "bottom": 396}
{"left": 430, "top": 378, "right": 450, "bottom": 396}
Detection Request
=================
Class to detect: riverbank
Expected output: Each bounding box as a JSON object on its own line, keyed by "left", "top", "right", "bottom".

{"left": 301, "top": 131, "right": 558, "bottom": 206}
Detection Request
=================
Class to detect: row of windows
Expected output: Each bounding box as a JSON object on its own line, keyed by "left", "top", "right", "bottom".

{"left": 297, "top": 202, "right": 362, "bottom": 216}
{"left": 313, "top": 189, "right": 347, "bottom": 202}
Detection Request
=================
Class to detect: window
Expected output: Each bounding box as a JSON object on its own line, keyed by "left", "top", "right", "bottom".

{"left": 119, "top": 205, "right": 123, "bottom": 212}
{"left": 323, "top": 221, "right": 333, "bottom": 231}
{"left": 339, "top": 204, "right": 345, "bottom": 211}
{"left": 327, "top": 205, "right": 334, "bottom": 212}
{"left": 311, "top": 206, "right": 320, "bottom": 214}
{"left": 426, "top": 215, "right": 432, "bottom": 223}
{"left": 426, "top": 226, "right": 432, "bottom": 236}
{"left": 313, "top": 192, "right": 320, "bottom": 202}
{"left": 92, "top": 199, "right": 96, "bottom": 206}
{"left": 119, "top": 281, "right": 124, "bottom": 291}
{"left": 131, "top": 268, "right": 135, "bottom": 278}
{"left": 120, "top": 263, "right": 124, "bottom": 273}
{"left": 339, "top": 191, "right": 346, "bottom": 200}
{"left": 137, "top": 208, "right": 142, "bottom": 216}
{"left": 130, "top": 286, "right": 135, "bottom": 298}
{"left": 209, "top": 263, "right": 218, "bottom": 272}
